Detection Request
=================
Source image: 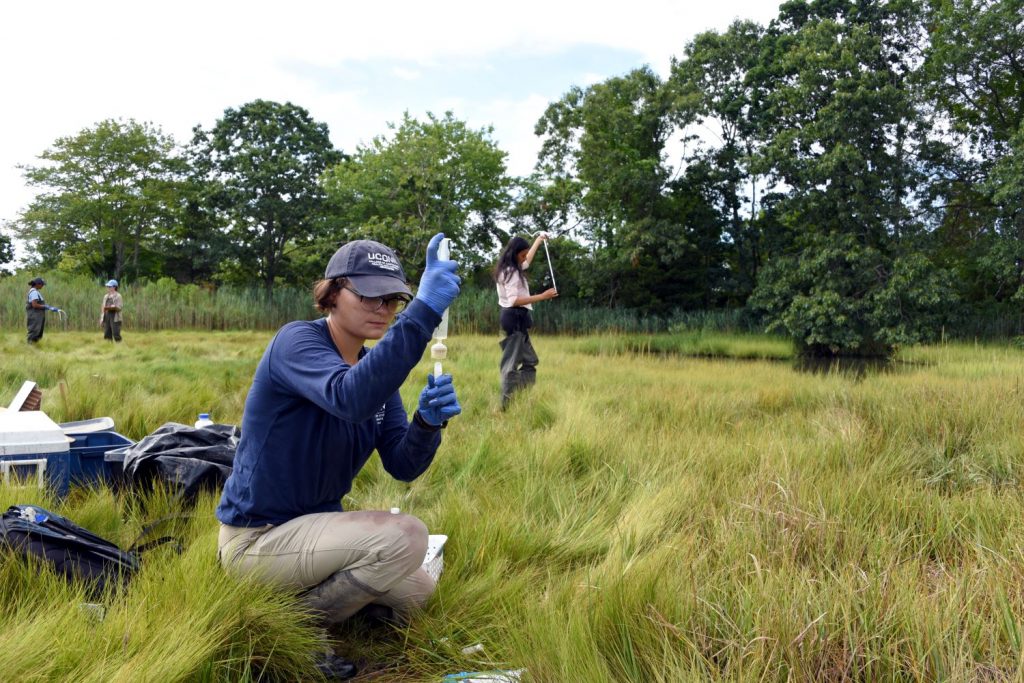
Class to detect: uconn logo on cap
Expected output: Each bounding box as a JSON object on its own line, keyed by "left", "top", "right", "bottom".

{"left": 366, "top": 252, "right": 401, "bottom": 272}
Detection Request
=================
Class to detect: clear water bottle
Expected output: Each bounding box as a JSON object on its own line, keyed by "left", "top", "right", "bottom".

{"left": 195, "top": 413, "right": 214, "bottom": 428}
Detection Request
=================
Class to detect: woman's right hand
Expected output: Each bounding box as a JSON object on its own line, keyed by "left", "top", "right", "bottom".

{"left": 542, "top": 288, "right": 558, "bottom": 300}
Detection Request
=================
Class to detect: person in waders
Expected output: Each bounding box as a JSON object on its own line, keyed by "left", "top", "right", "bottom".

{"left": 215, "top": 234, "right": 462, "bottom": 680}
{"left": 493, "top": 233, "right": 558, "bottom": 409}
{"left": 99, "top": 279, "right": 123, "bottom": 342}
{"left": 25, "top": 277, "right": 60, "bottom": 344}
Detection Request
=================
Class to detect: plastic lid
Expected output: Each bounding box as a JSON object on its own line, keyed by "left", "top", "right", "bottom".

{"left": 198, "top": 413, "right": 210, "bottom": 419}
{"left": 0, "top": 410, "right": 71, "bottom": 455}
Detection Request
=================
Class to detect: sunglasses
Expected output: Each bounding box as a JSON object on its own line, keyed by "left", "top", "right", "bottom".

{"left": 344, "top": 287, "right": 410, "bottom": 314}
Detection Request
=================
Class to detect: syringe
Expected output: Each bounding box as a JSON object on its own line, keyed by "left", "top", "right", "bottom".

{"left": 431, "top": 238, "right": 451, "bottom": 377}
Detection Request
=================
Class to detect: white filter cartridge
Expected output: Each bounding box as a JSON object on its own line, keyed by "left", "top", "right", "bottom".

{"left": 432, "top": 239, "right": 451, "bottom": 341}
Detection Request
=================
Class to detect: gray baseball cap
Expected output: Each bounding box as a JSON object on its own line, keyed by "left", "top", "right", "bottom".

{"left": 325, "top": 240, "right": 412, "bottom": 298}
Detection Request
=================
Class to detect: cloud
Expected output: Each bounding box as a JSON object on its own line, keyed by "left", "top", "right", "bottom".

{"left": 392, "top": 67, "right": 422, "bottom": 81}
{"left": 0, "top": 0, "right": 783, "bottom": 240}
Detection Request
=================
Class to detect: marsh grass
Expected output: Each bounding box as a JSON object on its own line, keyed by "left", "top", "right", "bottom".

{"left": 2, "top": 273, "right": 760, "bottom": 336}
{"left": 574, "top": 331, "right": 794, "bottom": 360}
{"left": 2, "top": 330, "right": 1024, "bottom": 680}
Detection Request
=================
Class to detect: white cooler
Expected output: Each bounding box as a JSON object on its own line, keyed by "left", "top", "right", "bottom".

{"left": 0, "top": 411, "right": 71, "bottom": 498}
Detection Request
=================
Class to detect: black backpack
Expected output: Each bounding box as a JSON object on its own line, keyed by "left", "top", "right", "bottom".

{"left": 0, "top": 504, "right": 180, "bottom": 595}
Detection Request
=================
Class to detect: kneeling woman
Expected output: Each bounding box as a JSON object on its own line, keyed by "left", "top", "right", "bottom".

{"left": 216, "top": 234, "right": 461, "bottom": 675}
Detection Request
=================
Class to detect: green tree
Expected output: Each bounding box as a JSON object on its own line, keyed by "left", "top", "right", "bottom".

{"left": 920, "top": 0, "right": 1024, "bottom": 306}
{"left": 669, "top": 19, "right": 772, "bottom": 302}
{"left": 190, "top": 100, "right": 342, "bottom": 290}
{"left": 923, "top": 0, "right": 1023, "bottom": 163}
{"left": 0, "top": 230, "right": 13, "bottom": 277}
{"left": 13, "top": 119, "right": 183, "bottom": 280}
{"left": 534, "top": 66, "right": 724, "bottom": 310}
{"left": 156, "top": 176, "right": 234, "bottom": 284}
{"left": 321, "top": 111, "right": 510, "bottom": 280}
{"left": 749, "top": 0, "right": 955, "bottom": 356}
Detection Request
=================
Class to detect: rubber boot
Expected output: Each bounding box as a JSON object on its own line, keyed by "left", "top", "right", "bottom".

{"left": 315, "top": 651, "right": 358, "bottom": 680}
{"left": 500, "top": 379, "right": 515, "bottom": 410}
{"left": 301, "top": 569, "right": 386, "bottom": 626}
{"left": 352, "top": 602, "right": 401, "bottom": 628}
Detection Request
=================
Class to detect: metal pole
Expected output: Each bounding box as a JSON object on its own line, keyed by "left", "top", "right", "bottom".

{"left": 542, "top": 239, "right": 556, "bottom": 291}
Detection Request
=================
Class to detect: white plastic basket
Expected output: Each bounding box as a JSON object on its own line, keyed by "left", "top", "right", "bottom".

{"left": 423, "top": 534, "right": 448, "bottom": 582}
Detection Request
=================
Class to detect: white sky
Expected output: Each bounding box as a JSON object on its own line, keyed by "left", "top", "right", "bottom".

{"left": 0, "top": 0, "right": 781, "bottom": 252}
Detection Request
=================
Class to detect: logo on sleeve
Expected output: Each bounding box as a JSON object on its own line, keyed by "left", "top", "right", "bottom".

{"left": 375, "top": 404, "right": 386, "bottom": 425}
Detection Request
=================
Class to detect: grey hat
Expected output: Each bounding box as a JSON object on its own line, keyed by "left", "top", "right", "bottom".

{"left": 105, "top": 279, "right": 118, "bottom": 287}
{"left": 325, "top": 240, "right": 412, "bottom": 298}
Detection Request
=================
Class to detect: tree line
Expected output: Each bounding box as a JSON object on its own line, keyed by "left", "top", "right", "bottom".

{"left": 2, "top": 0, "right": 1021, "bottom": 356}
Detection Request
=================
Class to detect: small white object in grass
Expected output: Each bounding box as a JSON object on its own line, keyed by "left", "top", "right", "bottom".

{"left": 78, "top": 602, "right": 106, "bottom": 621}
{"left": 390, "top": 507, "right": 400, "bottom": 514}
{"left": 423, "top": 533, "right": 447, "bottom": 582}
{"left": 441, "top": 669, "right": 525, "bottom": 682}
{"left": 460, "top": 643, "right": 484, "bottom": 655}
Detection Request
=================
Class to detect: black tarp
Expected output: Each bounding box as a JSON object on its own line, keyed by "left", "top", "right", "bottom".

{"left": 106, "top": 422, "right": 238, "bottom": 502}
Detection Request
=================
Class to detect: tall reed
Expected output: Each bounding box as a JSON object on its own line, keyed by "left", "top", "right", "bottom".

{"left": 1, "top": 273, "right": 762, "bottom": 336}
{"left": 0, "top": 274, "right": 316, "bottom": 332}
{"left": 451, "top": 288, "right": 760, "bottom": 336}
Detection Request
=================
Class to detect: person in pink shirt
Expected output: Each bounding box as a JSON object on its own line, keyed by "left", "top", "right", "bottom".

{"left": 493, "top": 233, "right": 558, "bottom": 408}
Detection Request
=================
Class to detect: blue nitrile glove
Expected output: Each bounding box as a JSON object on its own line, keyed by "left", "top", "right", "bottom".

{"left": 417, "top": 374, "right": 461, "bottom": 426}
{"left": 414, "top": 232, "right": 461, "bottom": 315}
{"left": 48, "top": 306, "right": 58, "bottom": 312}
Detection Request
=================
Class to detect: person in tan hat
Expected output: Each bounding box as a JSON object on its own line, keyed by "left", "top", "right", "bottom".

{"left": 99, "top": 279, "right": 123, "bottom": 342}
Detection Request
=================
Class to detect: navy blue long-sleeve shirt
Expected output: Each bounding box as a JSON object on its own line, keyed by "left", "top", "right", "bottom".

{"left": 216, "top": 299, "right": 442, "bottom": 527}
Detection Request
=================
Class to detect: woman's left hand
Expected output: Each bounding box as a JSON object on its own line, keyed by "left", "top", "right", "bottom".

{"left": 417, "top": 373, "right": 461, "bottom": 426}
{"left": 414, "top": 233, "right": 461, "bottom": 315}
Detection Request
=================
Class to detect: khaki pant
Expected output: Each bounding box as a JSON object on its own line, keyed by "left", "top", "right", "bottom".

{"left": 218, "top": 510, "right": 435, "bottom": 623}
